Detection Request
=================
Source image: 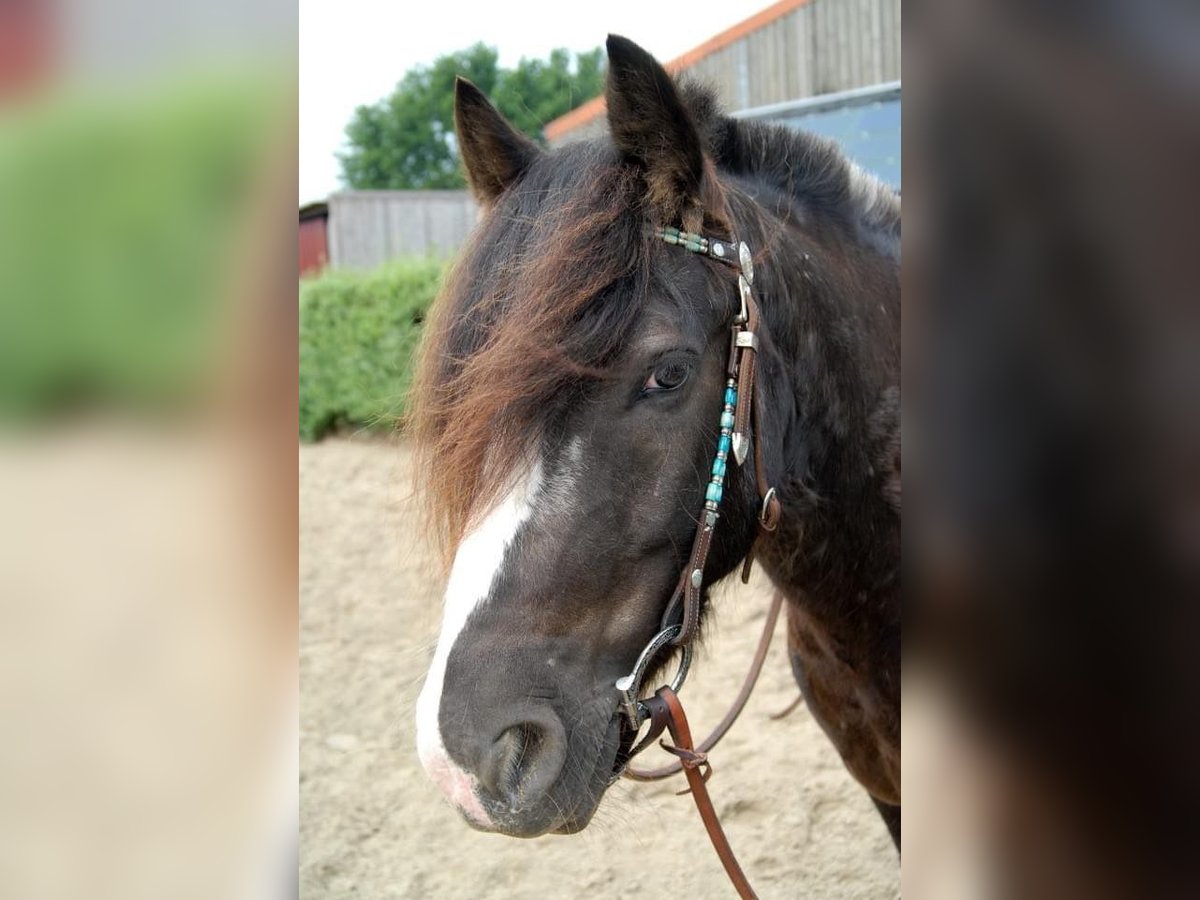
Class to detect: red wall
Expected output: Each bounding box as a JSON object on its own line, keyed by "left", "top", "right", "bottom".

{"left": 299, "top": 216, "right": 328, "bottom": 278}
{"left": 0, "top": 1, "right": 54, "bottom": 101}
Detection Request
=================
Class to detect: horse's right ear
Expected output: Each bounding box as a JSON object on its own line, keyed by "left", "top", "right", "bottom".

{"left": 605, "top": 35, "right": 704, "bottom": 225}
{"left": 455, "top": 77, "right": 541, "bottom": 204}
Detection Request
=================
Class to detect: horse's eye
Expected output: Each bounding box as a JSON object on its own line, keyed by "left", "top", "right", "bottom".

{"left": 644, "top": 359, "right": 691, "bottom": 393}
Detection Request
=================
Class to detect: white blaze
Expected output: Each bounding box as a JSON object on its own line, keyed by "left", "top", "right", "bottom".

{"left": 415, "top": 460, "right": 542, "bottom": 824}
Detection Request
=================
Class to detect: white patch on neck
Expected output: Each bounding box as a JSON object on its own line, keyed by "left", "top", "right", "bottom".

{"left": 415, "top": 458, "right": 543, "bottom": 823}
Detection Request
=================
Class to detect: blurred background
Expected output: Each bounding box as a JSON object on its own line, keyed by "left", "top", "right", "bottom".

{"left": 906, "top": 1, "right": 1200, "bottom": 898}
{"left": 0, "top": 0, "right": 297, "bottom": 898}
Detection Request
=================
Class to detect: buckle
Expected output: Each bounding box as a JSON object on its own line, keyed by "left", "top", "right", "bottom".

{"left": 735, "top": 331, "right": 758, "bottom": 351}
{"left": 735, "top": 275, "right": 751, "bottom": 324}
{"left": 759, "top": 487, "right": 780, "bottom": 531}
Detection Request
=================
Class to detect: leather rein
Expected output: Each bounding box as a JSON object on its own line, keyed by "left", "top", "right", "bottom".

{"left": 611, "top": 227, "right": 785, "bottom": 899}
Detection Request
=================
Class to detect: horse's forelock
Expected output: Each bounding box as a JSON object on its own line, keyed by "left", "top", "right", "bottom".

{"left": 411, "top": 150, "right": 650, "bottom": 565}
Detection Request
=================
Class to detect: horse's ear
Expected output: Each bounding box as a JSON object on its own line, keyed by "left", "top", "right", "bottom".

{"left": 605, "top": 34, "right": 704, "bottom": 225}
{"left": 455, "top": 77, "right": 541, "bottom": 204}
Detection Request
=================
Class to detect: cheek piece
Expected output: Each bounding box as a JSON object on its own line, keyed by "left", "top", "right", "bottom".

{"left": 610, "top": 226, "right": 785, "bottom": 900}
{"left": 615, "top": 227, "right": 780, "bottom": 731}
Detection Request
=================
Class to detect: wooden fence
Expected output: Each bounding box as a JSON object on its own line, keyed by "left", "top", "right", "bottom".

{"left": 326, "top": 191, "right": 478, "bottom": 270}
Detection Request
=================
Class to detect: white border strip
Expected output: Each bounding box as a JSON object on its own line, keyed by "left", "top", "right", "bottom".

{"left": 733, "top": 81, "right": 902, "bottom": 122}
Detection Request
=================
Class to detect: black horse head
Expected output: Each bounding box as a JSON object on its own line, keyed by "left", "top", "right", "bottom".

{"left": 414, "top": 35, "right": 900, "bottom": 837}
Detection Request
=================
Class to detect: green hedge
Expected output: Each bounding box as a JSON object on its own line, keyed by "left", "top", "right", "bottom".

{"left": 0, "top": 75, "right": 282, "bottom": 420}
{"left": 299, "top": 259, "right": 445, "bottom": 441}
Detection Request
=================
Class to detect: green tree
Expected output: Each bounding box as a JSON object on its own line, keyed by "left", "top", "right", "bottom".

{"left": 491, "top": 48, "right": 604, "bottom": 141}
{"left": 338, "top": 45, "right": 604, "bottom": 190}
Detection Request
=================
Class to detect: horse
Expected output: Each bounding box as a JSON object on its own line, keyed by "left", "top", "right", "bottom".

{"left": 411, "top": 34, "right": 901, "bottom": 856}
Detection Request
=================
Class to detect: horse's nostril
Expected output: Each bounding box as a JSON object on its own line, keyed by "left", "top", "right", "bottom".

{"left": 479, "top": 717, "right": 566, "bottom": 809}
{"left": 497, "top": 725, "right": 538, "bottom": 793}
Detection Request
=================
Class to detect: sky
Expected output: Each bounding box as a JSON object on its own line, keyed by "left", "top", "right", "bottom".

{"left": 298, "top": 0, "right": 772, "bottom": 204}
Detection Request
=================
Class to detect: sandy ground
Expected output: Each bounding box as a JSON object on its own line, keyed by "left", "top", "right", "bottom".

{"left": 300, "top": 436, "right": 899, "bottom": 899}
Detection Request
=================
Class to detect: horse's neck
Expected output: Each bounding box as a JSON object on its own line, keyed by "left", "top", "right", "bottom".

{"left": 754, "top": 217, "right": 901, "bottom": 617}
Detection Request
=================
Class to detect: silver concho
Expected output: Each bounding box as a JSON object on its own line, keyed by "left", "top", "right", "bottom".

{"left": 738, "top": 241, "right": 754, "bottom": 284}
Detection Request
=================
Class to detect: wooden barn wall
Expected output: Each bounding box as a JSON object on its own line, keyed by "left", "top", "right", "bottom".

{"left": 326, "top": 191, "right": 478, "bottom": 270}
{"left": 548, "top": 0, "right": 900, "bottom": 147}
{"left": 298, "top": 216, "right": 328, "bottom": 278}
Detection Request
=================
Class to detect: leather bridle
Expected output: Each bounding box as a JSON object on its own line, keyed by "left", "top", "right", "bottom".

{"left": 614, "top": 227, "right": 781, "bottom": 729}
{"left": 610, "top": 226, "right": 785, "bottom": 899}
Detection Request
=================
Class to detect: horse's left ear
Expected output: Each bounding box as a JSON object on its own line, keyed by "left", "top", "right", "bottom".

{"left": 605, "top": 35, "right": 705, "bottom": 225}
{"left": 455, "top": 77, "right": 542, "bottom": 205}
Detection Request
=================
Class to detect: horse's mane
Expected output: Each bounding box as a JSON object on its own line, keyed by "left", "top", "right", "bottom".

{"left": 411, "top": 84, "right": 899, "bottom": 562}
{"left": 681, "top": 81, "right": 900, "bottom": 260}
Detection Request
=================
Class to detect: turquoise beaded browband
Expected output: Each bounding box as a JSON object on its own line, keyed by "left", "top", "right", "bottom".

{"left": 654, "top": 226, "right": 754, "bottom": 278}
